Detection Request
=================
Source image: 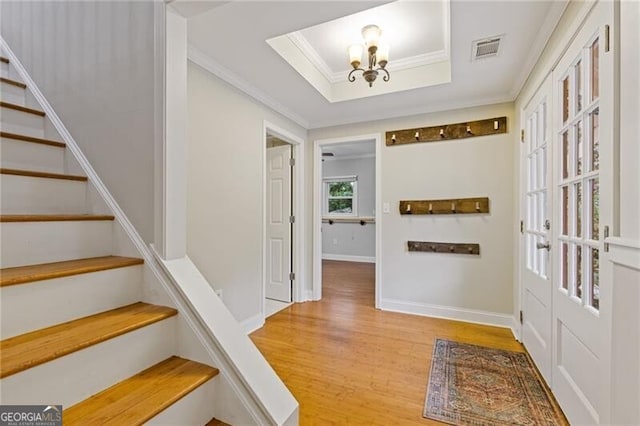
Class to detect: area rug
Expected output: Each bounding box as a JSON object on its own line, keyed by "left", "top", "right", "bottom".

{"left": 424, "top": 339, "right": 567, "bottom": 426}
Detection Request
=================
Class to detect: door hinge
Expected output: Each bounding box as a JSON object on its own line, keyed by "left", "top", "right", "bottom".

{"left": 289, "top": 272, "right": 295, "bottom": 281}
{"left": 289, "top": 157, "right": 295, "bottom": 167}
{"left": 605, "top": 24, "right": 610, "bottom": 53}
{"left": 604, "top": 225, "right": 610, "bottom": 252}
{"left": 520, "top": 220, "right": 524, "bottom": 234}
{"left": 520, "top": 310, "right": 523, "bottom": 324}
{"left": 289, "top": 215, "right": 295, "bottom": 224}
{"left": 520, "top": 129, "right": 525, "bottom": 143}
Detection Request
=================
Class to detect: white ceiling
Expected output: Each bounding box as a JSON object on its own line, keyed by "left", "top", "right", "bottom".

{"left": 185, "top": 1, "right": 566, "bottom": 129}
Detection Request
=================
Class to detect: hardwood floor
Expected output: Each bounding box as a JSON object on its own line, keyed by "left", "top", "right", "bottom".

{"left": 251, "top": 260, "right": 523, "bottom": 425}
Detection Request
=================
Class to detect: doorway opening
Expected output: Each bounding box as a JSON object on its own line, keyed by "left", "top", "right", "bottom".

{"left": 263, "top": 122, "right": 304, "bottom": 320}
{"left": 313, "top": 134, "right": 382, "bottom": 306}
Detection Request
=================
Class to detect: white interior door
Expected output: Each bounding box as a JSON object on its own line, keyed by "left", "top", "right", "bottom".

{"left": 551, "top": 2, "right": 613, "bottom": 424}
{"left": 266, "top": 144, "right": 292, "bottom": 302}
{"left": 522, "top": 74, "right": 553, "bottom": 385}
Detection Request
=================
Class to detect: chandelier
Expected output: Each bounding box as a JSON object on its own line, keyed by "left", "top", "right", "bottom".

{"left": 348, "top": 24, "right": 390, "bottom": 87}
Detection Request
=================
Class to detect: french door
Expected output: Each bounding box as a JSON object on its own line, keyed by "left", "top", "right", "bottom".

{"left": 551, "top": 2, "right": 613, "bottom": 424}
{"left": 522, "top": 75, "right": 553, "bottom": 385}
{"left": 521, "top": 2, "right": 614, "bottom": 424}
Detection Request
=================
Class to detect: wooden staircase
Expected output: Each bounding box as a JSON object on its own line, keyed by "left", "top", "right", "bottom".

{"left": 0, "top": 54, "right": 221, "bottom": 424}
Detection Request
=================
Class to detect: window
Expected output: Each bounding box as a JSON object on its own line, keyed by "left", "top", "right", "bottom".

{"left": 324, "top": 176, "right": 357, "bottom": 216}
{"left": 558, "top": 34, "right": 600, "bottom": 311}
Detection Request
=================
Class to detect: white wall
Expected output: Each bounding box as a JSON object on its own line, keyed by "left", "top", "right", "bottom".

{"left": 310, "top": 103, "right": 515, "bottom": 322}
{"left": 187, "top": 61, "right": 306, "bottom": 323}
{"left": 322, "top": 157, "right": 375, "bottom": 259}
{"left": 0, "top": 1, "right": 157, "bottom": 242}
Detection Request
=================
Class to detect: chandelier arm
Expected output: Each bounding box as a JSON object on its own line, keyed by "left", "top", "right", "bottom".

{"left": 348, "top": 68, "right": 364, "bottom": 83}
{"left": 379, "top": 67, "right": 390, "bottom": 82}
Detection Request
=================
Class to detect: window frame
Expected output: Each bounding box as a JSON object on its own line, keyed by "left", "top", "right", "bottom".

{"left": 323, "top": 175, "right": 358, "bottom": 217}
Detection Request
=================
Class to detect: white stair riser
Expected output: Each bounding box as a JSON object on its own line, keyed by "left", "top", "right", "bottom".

{"left": 0, "top": 220, "right": 113, "bottom": 268}
{"left": 0, "top": 174, "right": 87, "bottom": 214}
{"left": 0, "top": 108, "right": 45, "bottom": 138}
{"left": 147, "top": 376, "right": 217, "bottom": 426}
{"left": 0, "top": 138, "right": 65, "bottom": 173}
{"left": 1, "top": 81, "right": 26, "bottom": 106}
{"left": 0, "top": 318, "right": 177, "bottom": 408}
{"left": 1, "top": 265, "right": 143, "bottom": 338}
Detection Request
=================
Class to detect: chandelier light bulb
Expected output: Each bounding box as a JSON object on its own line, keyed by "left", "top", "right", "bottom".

{"left": 361, "top": 24, "right": 381, "bottom": 48}
{"left": 376, "top": 42, "right": 389, "bottom": 67}
{"left": 348, "top": 44, "right": 363, "bottom": 68}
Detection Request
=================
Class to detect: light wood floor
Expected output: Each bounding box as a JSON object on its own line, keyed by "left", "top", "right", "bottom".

{"left": 251, "top": 260, "right": 524, "bottom": 425}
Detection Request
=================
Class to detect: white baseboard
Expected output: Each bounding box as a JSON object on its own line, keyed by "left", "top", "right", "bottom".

{"left": 511, "top": 316, "right": 522, "bottom": 342}
{"left": 379, "top": 298, "right": 515, "bottom": 329}
{"left": 322, "top": 253, "right": 375, "bottom": 263}
{"left": 302, "top": 290, "right": 314, "bottom": 302}
{"left": 241, "top": 313, "right": 264, "bottom": 335}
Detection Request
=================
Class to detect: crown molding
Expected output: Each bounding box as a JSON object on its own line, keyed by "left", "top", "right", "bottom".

{"left": 187, "top": 44, "right": 310, "bottom": 129}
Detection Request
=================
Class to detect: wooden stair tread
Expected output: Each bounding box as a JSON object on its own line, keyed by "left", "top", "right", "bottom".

{"left": 0, "top": 57, "right": 8, "bottom": 64}
{"left": 0, "top": 168, "right": 87, "bottom": 181}
{"left": 64, "top": 356, "right": 218, "bottom": 425}
{"left": 0, "top": 256, "right": 144, "bottom": 287}
{"left": 0, "top": 131, "right": 65, "bottom": 147}
{"left": 0, "top": 214, "right": 115, "bottom": 222}
{"left": 0, "top": 302, "right": 178, "bottom": 378}
{"left": 0, "top": 101, "right": 45, "bottom": 117}
{"left": 0, "top": 77, "right": 26, "bottom": 89}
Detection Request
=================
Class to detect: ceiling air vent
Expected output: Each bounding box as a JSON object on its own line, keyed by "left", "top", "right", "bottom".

{"left": 471, "top": 36, "right": 503, "bottom": 61}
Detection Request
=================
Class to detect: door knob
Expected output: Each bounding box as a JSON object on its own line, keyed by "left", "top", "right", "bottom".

{"left": 536, "top": 241, "right": 551, "bottom": 251}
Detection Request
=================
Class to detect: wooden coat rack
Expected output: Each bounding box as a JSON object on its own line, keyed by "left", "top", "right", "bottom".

{"left": 399, "top": 197, "right": 489, "bottom": 215}
{"left": 408, "top": 241, "right": 480, "bottom": 255}
{"left": 386, "top": 116, "right": 507, "bottom": 146}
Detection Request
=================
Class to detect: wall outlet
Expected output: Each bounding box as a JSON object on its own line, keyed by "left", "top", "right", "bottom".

{"left": 383, "top": 202, "right": 390, "bottom": 213}
{"left": 333, "top": 238, "right": 338, "bottom": 245}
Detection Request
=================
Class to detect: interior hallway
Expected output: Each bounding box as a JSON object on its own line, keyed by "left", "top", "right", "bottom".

{"left": 251, "top": 260, "right": 525, "bottom": 425}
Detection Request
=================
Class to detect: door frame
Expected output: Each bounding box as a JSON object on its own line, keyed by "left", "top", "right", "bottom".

{"left": 262, "top": 121, "right": 305, "bottom": 317}
{"left": 312, "top": 133, "right": 382, "bottom": 307}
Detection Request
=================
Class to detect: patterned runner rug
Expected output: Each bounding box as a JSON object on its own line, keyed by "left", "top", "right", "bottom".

{"left": 424, "top": 339, "right": 567, "bottom": 426}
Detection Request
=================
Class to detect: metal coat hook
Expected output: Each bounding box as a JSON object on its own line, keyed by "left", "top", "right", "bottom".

{"left": 391, "top": 133, "right": 396, "bottom": 143}
{"left": 451, "top": 202, "right": 456, "bottom": 213}
{"left": 475, "top": 202, "right": 480, "bottom": 212}
{"left": 406, "top": 203, "right": 412, "bottom": 213}
{"left": 428, "top": 203, "right": 433, "bottom": 214}
{"left": 439, "top": 128, "right": 445, "bottom": 138}
{"left": 466, "top": 125, "right": 472, "bottom": 134}
{"left": 494, "top": 120, "right": 499, "bottom": 130}
{"left": 415, "top": 131, "right": 420, "bottom": 141}
{"left": 449, "top": 246, "right": 455, "bottom": 252}
{"left": 360, "top": 220, "right": 366, "bottom": 226}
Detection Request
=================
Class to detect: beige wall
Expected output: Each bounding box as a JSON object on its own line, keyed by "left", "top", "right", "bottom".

{"left": 1, "top": 0, "right": 157, "bottom": 242}
{"left": 310, "top": 103, "right": 516, "bottom": 319}
{"left": 186, "top": 61, "right": 306, "bottom": 323}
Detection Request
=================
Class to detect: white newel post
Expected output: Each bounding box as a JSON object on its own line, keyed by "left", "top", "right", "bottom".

{"left": 155, "top": 4, "right": 188, "bottom": 260}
